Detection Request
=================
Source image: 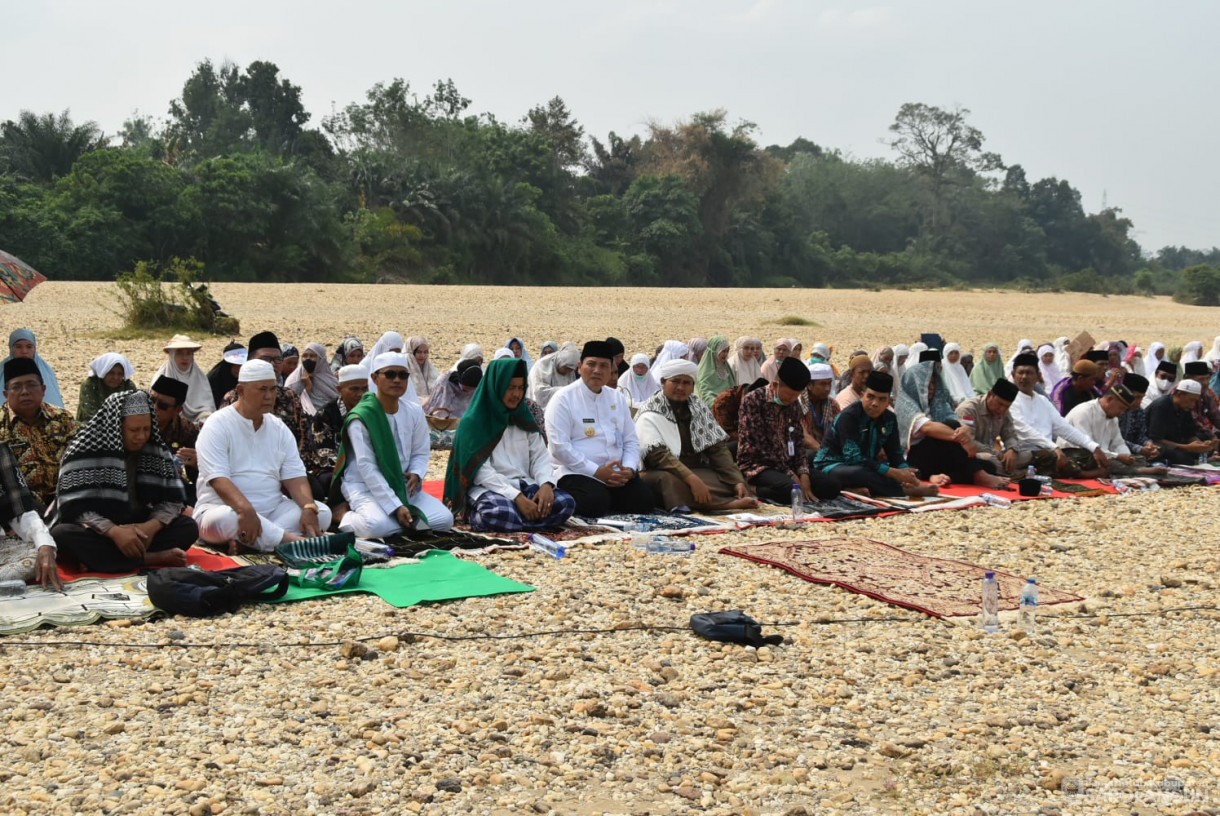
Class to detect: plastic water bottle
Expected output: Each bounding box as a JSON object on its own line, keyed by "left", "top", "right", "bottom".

{"left": 979, "top": 493, "right": 1012, "bottom": 508}
{"left": 645, "top": 537, "right": 695, "bottom": 555}
{"left": 1026, "top": 464, "right": 1036, "bottom": 480}
{"left": 528, "top": 533, "right": 565, "bottom": 559}
{"left": 791, "top": 483, "right": 803, "bottom": 519}
{"left": 1019, "top": 579, "right": 1038, "bottom": 631}
{"left": 1198, "top": 452, "right": 1209, "bottom": 466}
{"left": 0, "top": 579, "right": 27, "bottom": 598}
{"left": 981, "top": 572, "right": 1000, "bottom": 633}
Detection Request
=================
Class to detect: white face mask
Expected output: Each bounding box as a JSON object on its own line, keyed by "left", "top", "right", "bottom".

{"left": 1155, "top": 378, "right": 1174, "bottom": 392}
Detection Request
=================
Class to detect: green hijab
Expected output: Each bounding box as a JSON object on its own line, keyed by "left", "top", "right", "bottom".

{"left": 696, "top": 335, "right": 737, "bottom": 405}
{"left": 443, "top": 358, "right": 540, "bottom": 517}
{"left": 970, "top": 343, "right": 1004, "bottom": 395}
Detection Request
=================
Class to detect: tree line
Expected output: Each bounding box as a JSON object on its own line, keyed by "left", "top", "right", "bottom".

{"left": 1, "top": 59, "right": 1217, "bottom": 301}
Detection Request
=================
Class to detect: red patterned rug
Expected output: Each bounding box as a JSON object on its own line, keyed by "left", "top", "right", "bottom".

{"left": 719, "top": 538, "right": 1084, "bottom": 617}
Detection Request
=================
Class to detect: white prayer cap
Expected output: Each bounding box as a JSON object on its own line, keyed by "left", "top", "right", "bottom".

{"left": 809, "top": 363, "right": 834, "bottom": 381}
{"left": 238, "top": 359, "right": 276, "bottom": 383}
{"left": 655, "top": 359, "right": 698, "bottom": 380}
{"left": 811, "top": 343, "right": 830, "bottom": 359}
{"left": 371, "top": 352, "right": 411, "bottom": 374}
{"left": 337, "top": 364, "right": 368, "bottom": 385}
{"left": 493, "top": 347, "right": 515, "bottom": 360}
{"left": 1176, "top": 379, "right": 1203, "bottom": 395}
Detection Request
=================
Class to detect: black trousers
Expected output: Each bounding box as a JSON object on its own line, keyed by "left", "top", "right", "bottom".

{"left": 749, "top": 467, "right": 840, "bottom": 503}
{"left": 557, "top": 474, "right": 657, "bottom": 518}
{"left": 823, "top": 464, "right": 905, "bottom": 497}
{"left": 906, "top": 437, "right": 996, "bottom": 484}
{"left": 51, "top": 515, "right": 199, "bottom": 573}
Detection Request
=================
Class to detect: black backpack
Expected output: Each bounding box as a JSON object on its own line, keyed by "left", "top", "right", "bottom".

{"left": 147, "top": 565, "right": 289, "bottom": 617}
{"left": 690, "top": 610, "right": 784, "bottom": 647}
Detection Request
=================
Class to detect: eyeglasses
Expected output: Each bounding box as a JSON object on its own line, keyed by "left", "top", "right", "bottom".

{"left": 154, "top": 399, "right": 176, "bottom": 412}
{"left": 4, "top": 382, "right": 42, "bottom": 393}
{"left": 378, "top": 370, "right": 409, "bottom": 381}
{"left": 257, "top": 356, "right": 284, "bottom": 365}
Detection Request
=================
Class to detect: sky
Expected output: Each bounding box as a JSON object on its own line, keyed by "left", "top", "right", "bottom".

{"left": 4, "top": 0, "right": 1217, "bottom": 252}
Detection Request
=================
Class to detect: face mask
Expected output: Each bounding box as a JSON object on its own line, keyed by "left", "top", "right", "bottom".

{"left": 772, "top": 395, "right": 785, "bottom": 406}
{"left": 1156, "top": 378, "right": 1173, "bottom": 392}
{"left": 302, "top": 359, "right": 317, "bottom": 373}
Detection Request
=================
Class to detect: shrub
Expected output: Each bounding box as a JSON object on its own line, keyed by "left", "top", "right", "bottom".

{"left": 770, "top": 315, "right": 822, "bottom": 326}
{"left": 1174, "top": 264, "right": 1220, "bottom": 306}
{"left": 112, "top": 258, "right": 240, "bottom": 334}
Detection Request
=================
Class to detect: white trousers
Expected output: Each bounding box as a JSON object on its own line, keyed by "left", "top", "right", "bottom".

{"left": 195, "top": 496, "right": 333, "bottom": 552}
{"left": 338, "top": 490, "right": 454, "bottom": 538}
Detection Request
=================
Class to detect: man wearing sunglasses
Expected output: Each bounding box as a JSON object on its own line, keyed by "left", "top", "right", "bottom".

{"left": 150, "top": 375, "right": 200, "bottom": 504}
{"left": 331, "top": 352, "right": 454, "bottom": 537}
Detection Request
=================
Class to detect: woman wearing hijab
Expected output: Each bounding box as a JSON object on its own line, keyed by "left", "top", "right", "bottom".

{"left": 970, "top": 343, "right": 1004, "bottom": 395}
{"left": 505, "top": 337, "right": 534, "bottom": 372}
{"left": 4, "top": 329, "right": 63, "bottom": 408}
{"left": 77, "top": 353, "right": 137, "bottom": 423}
{"left": 728, "top": 337, "right": 763, "bottom": 386}
{"left": 279, "top": 344, "right": 300, "bottom": 382}
{"left": 896, "top": 361, "right": 1006, "bottom": 488}
{"left": 623, "top": 353, "right": 660, "bottom": 409}
{"left": 528, "top": 341, "right": 580, "bottom": 410}
{"left": 653, "top": 340, "right": 690, "bottom": 369}
{"left": 424, "top": 360, "right": 483, "bottom": 420}
{"left": 1206, "top": 337, "right": 1220, "bottom": 368}
{"left": 329, "top": 335, "right": 365, "bottom": 372}
{"left": 1053, "top": 337, "right": 1072, "bottom": 377}
{"left": 1122, "top": 345, "right": 1144, "bottom": 375}
{"left": 405, "top": 336, "right": 442, "bottom": 403}
{"left": 941, "top": 343, "right": 974, "bottom": 404}
{"left": 890, "top": 343, "right": 910, "bottom": 384}
{"left": 207, "top": 342, "right": 246, "bottom": 408}
{"left": 443, "top": 358, "right": 575, "bottom": 532}
{"left": 539, "top": 341, "right": 558, "bottom": 359}
{"left": 50, "top": 391, "right": 197, "bottom": 573}
{"left": 871, "top": 347, "right": 895, "bottom": 376}
{"left": 1037, "top": 344, "right": 1063, "bottom": 392}
{"left": 1143, "top": 342, "right": 1166, "bottom": 379}
{"left": 1181, "top": 341, "right": 1204, "bottom": 366}
{"left": 368, "top": 331, "right": 405, "bottom": 363}
{"left": 285, "top": 342, "right": 339, "bottom": 416}
{"left": 686, "top": 337, "right": 708, "bottom": 365}
{"left": 449, "top": 343, "right": 485, "bottom": 372}
{"left": 695, "top": 335, "right": 736, "bottom": 405}
{"left": 1004, "top": 339, "right": 1035, "bottom": 379}
{"left": 152, "top": 335, "right": 216, "bottom": 423}
{"left": 759, "top": 339, "right": 793, "bottom": 383}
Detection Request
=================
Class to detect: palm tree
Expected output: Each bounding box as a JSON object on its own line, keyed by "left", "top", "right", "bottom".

{"left": 0, "top": 110, "right": 108, "bottom": 183}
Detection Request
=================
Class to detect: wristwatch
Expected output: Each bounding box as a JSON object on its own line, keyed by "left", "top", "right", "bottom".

{"left": 302, "top": 503, "right": 319, "bottom": 513}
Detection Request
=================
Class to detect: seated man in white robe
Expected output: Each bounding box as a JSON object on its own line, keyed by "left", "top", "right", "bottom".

{"left": 635, "top": 359, "right": 756, "bottom": 512}
{"left": 332, "top": 352, "right": 454, "bottom": 537}
{"left": 1007, "top": 352, "right": 1106, "bottom": 477}
{"left": 194, "top": 360, "right": 331, "bottom": 553}
{"left": 1062, "top": 383, "right": 1165, "bottom": 476}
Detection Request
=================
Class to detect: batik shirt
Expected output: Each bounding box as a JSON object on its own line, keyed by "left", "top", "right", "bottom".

{"left": 736, "top": 385, "right": 808, "bottom": 481}
{"left": 161, "top": 414, "right": 201, "bottom": 484}
{"left": 0, "top": 402, "right": 77, "bottom": 506}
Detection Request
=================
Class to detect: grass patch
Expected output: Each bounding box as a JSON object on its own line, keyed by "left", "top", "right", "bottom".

{"left": 768, "top": 315, "right": 822, "bottom": 327}
{"left": 109, "top": 257, "right": 240, "bottom": 336}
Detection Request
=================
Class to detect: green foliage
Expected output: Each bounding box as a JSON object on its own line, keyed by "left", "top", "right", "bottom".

{"left": 1059, "top": 267, "right": 1106, "bottom": 293}
{"left": 770, "top": 315, "right": 821, "bottom": 326}
{"left": 1133, "top": 268, "right": 1156, "bottom": 295}
{"left": 1174, "top": 264, "right": 1220, "bottom": 306}
{"left": 112, "top": 258, "right": 239, "bottom": 334}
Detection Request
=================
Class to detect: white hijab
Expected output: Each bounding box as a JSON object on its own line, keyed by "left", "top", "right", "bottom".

{"left": 941, "top": 342, "right": 974, "bottom": 403}
{"left": 653, "top": 340, "right": 689, "bottom": 368}
{"left": 153, "top": 352, "right": 215, "bottom": 422}
{"left": 368, "top": 331, "right": 404, "bottom": 361}
{"left": 1037, "top": 344, "right": 1063, "bottom": 389}
{"left": 1182, "top": 341, "right": 1204, "bottom": 364}
{"left": 285, "top": 342, "right": 339, "bottom": 416}
{"left": 1053, "top": 337, "right": 1071, "bottom": 377}
{"left": 450, "top": 343, "right": 485, "bottom": 372}
{"left": 90, "top": 353, "right": 133, "bottom": 381}
{"left": 1005, "top": 339, "right": 1035, "bottom": 379}
{"left": 405, "top": 336, "right": 442, "bottom": 401}
{"left": 527, "top": 341, "right": 580, "bottom": 409}
{"left": 626, "top": 353, "right": 660, "bottom": 406}
{"left": 728, "top": 337, "right": 763, "bottom": 386}
{"left": 1144, "top": 342, "right": 1166, "bottom": 379}
{"left": 1207, "top": 336, "right": 1220, "bottom": 366}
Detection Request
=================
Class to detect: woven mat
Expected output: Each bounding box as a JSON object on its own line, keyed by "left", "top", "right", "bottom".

{"left": 719, "top": 537, "right": 1084, "bottom": 618}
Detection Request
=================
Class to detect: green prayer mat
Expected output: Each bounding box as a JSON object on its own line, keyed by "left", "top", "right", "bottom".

{"left": 261, "top": 549, "right": 533, "bottom": 608}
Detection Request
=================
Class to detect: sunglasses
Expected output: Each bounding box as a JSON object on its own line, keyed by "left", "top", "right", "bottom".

{"left": 378, "top": 370, "right": 409, "bottom": 381}
{"left": 154, "top": 399, "right": 177, "bottom": 412}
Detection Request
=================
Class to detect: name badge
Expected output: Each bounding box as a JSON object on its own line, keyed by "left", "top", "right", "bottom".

{"left": 787, "top": 425, "right": 795, "bottom": 457}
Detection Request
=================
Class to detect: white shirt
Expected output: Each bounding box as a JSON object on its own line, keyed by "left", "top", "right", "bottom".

{"left": 1008, "top": 390, "right": 1098, "bottom": 453}
{"left": 1063, "top": 400, "right": 1130, "bottom": 457}
{"left": 341, "top": 401, "right": 430, "bottom": 516}
{"left": 545, "top": 379, "right": 640, "bottom": 481}
{"left": 195, "top": 405, "right": 306, "bottom": 515}
{"left": 470, "top": 425, "right": 556, "bottom": 502}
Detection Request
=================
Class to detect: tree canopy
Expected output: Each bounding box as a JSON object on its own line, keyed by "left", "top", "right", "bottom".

{"left": 0, "top": 59, "right": 1211, "bottom": 295}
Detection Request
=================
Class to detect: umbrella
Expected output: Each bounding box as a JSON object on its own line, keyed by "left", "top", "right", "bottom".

{"left": 0, "top": 249, "right": 48, "bottom": 304}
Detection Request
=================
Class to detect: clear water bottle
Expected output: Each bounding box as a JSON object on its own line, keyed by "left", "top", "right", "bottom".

{"left": 1198, "top": 452, "right": 1209, "bottom": 466}
{"left": 0, "top": 579, "right": 27, "bottom": 598}
{"left": 645, "top": 537, "right": 695, "bottom": 555}
{"left": 1019, "top": 578, "right": 1038, "bottom": 631}
{"left": 1026, "top": 464, "right": 1036, "bottom": 480}
{"left": 981, "top": 571, "right": 1000, "bottom": 633}
{"left": 979, "top": 493, "right": 1012, "bottom": 508}
{"left": 528, "top": 533, "right": 565, "bottom": 559}
{"left": 791, "top": 483, "right": 803, "bottom": 519}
